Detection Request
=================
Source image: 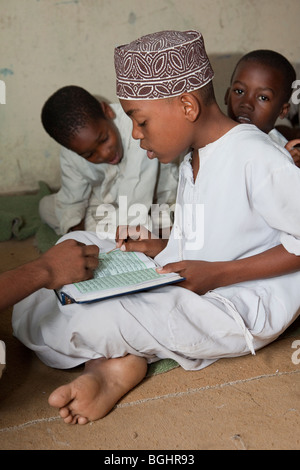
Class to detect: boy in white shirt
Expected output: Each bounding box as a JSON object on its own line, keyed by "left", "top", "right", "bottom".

{"left": 13, "top": 31, "right": 300, "bottom": 425}
{"left": 224, "top": 49, "right": 300, "bottom": 166}
{"left": 39, "top": 86, "right": 179, "bottom": 237}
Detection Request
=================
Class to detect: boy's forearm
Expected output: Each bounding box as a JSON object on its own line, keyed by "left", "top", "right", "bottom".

{"left": 220, "top": 244, "right": 300, "bottom": 287}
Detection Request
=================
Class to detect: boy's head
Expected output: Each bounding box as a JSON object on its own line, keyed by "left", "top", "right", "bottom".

{"left": 225, "top": 50, "right": 296, "bottom": 134}
{"left": 114, "top": 30, "right": 216, "bottom": 163}
{"left": 41, "top": 85, "right": 123, "bottom": 165}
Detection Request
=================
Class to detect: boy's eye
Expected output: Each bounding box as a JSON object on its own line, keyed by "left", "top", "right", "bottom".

{"left": 138, "top": 121, "right": 146, "bottom": 127}
{"left": 81, "top": 148, "right": 97, "bottom": 160}
{"left": 258, "top": 95, "right": 269, "bottom": 102}
{"left": 100, "top": 134, "right": 109, "bottom": 143}
{"left": 233, "top": 89, "right": 244, "bottom": 96}
{"left": 83, "top": 152, "right": 94, "bottom": 160}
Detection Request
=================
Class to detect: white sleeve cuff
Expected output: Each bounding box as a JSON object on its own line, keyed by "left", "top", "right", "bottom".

{"left": 280, "top": 232, "right": 300, "bottom": 256}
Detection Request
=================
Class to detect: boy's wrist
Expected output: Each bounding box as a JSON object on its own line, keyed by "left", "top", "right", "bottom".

{"left": 215, "top": 259, "right": 245, "bottom": 288}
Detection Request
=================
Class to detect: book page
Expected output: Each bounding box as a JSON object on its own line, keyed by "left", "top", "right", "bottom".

{"left": 73, "top": 250, "right": 160, "bottom": 294}
{"left": 96, "top": 250, "right": 156, "bottom": 277}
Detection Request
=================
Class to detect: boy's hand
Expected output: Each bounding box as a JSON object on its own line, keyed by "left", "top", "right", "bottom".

{"left": 116, "top": 225, "right": 167, "bottom": 258}
{"left": 157, "top": 260, "right": 227, "bottom": 295}
{"left": 158, "top": 244, "right": 300, "bottom": 295}
{"left": 285, "top": 139, "right": 300, "bottom": 168}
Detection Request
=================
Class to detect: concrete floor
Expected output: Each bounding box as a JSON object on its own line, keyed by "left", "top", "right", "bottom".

{"left": 0, "top": 237, "right": 299, "bottom": 450}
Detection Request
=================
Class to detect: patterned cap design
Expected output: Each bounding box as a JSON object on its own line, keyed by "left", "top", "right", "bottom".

{"left": 114, "top": 30, "right": 214, "bottom": 100}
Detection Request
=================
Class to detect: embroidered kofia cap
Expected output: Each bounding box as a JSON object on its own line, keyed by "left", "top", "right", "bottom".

{"left": 114, "top": 30, "right": 214, "bottom": 100}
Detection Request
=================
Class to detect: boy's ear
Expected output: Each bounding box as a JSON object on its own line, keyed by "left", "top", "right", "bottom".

{"left": 224, "top": 88, "right": 230, "bottom": 105}
{"left": 179, "top": 92, "right": 200, "bottom": 122}
{"left": 278, "top": 102, "right": 290, "bottom": 119}
{"left": 100, "top": 101, "right": 116, "bottom": 120}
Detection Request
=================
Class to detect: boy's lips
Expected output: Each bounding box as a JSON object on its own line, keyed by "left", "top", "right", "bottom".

{"left": 109, "top": 153, "right": 122, "bottom": 165}
{"left": 141, "top": 144, "right": 156, "bottom": 159}
{"left": 146, "top": 150, "right": 155, "bottom": 159}
{"left": 236, "top": 115, "right": 252, "bottom": 124}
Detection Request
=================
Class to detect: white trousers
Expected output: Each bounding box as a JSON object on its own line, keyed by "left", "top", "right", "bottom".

{"left": 13, "top": 279, "right": 298, "bottom": 371}
{"left": 12, "top": 232, "right": 300, "bottom": 371}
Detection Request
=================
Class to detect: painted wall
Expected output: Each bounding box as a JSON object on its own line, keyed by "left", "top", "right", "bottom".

{"left": 1, "top": 0, "right": 300, "bottom": 193}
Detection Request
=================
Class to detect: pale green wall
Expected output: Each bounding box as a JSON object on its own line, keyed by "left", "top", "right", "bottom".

{"left": 1, "top": 0, "right": 300, "bottom": 193}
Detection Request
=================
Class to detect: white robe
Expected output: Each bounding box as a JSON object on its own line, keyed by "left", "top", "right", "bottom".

{"left": 12, "top": 125, "right": 300, "bottom": 371}
{"left": 268, "top": 128, "right": 288, "bottom": 148}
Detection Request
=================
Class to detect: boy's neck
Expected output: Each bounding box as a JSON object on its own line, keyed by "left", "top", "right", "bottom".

{"left": 194, "top": 103, "right": 237, "bottom": 149}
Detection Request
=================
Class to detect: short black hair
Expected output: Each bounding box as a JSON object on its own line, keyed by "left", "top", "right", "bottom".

{"left": 231, "top": 50, "right": 296, "bottom": 102}
{"left": 198, "top": 80, "right": 216, "bottom": 105}
{"left": 41, "top": 85, "right": 105, "bottom": 147}
{"left": 190, "top": 80, "right": 216, "bottom": 106}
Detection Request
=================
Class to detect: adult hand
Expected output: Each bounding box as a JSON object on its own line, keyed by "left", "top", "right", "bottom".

{"left": 40, "top": 239, "right": 100, "bottom": 289}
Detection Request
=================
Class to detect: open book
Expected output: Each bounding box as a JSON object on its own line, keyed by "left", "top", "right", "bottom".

{"left": 56, "top": 248, "right": 184, "bottom": 305}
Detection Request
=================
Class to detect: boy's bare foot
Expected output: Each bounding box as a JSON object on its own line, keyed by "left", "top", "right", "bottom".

{"left": 48, "top": 354, "right": 147, "bottom": 424}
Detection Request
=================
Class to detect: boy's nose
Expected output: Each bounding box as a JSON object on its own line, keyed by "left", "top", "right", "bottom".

{"left": 131, "top": 125, "right": 144, "bottom": 140}
{"left": 240, "top": 95, "right": 254, "bottom": 111}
